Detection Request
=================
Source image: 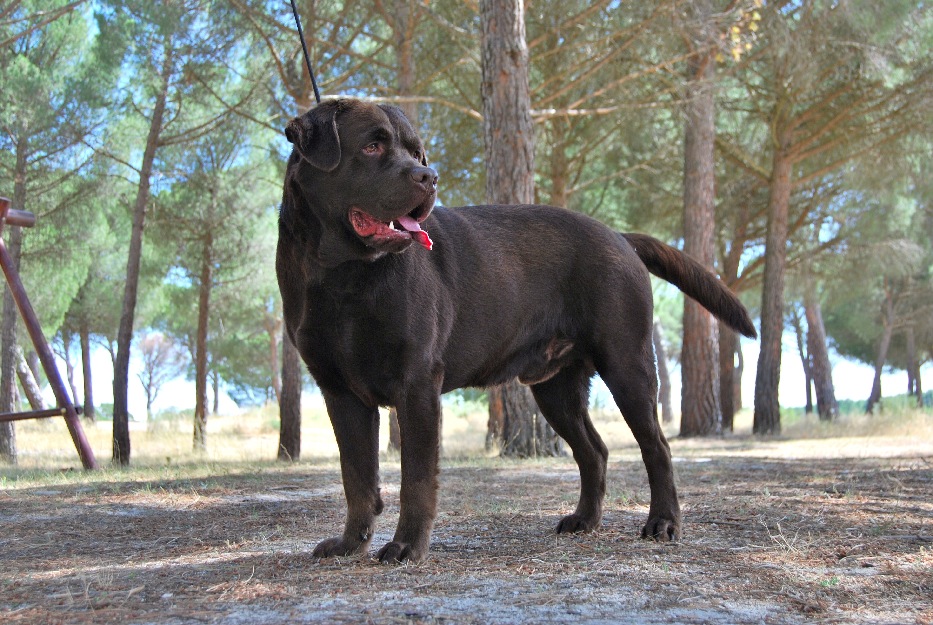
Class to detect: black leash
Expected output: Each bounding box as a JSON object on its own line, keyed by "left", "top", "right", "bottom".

{"left": 288, "top": 0, "right": 321, "bottom": 105}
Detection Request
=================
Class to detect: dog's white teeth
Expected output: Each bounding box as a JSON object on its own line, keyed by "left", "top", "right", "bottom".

{"left": 390, "top": 221, "right": 397, "bottom": 230}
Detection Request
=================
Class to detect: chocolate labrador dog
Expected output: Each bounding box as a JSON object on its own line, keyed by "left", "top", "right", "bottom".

{"left": 277, "top": 98, "right": 757, "bottom": 564}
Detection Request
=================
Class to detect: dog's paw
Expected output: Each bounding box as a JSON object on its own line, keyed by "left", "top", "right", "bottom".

{"left": 555, "top": 513, "right": 599, "bottom": 534}
{"left": 375, "top": 540, "right": 426, "bottom": 564}
{"left": 312, "top": 536, "right": 367, "bottom": 559}
{"left": 641, "top": 516, "right": 681, "bottom": 542}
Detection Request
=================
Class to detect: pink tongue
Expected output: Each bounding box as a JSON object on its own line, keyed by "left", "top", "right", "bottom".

{"left": 397, "top": 215, "right": 433, "bottom": 250}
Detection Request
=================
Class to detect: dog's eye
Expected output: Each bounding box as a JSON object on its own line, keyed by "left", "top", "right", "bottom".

{"left": 362, "top": 142, "right": 382, "bottom": 155}
{"left": 411, "top": 150, "right": 422, "bottom": 161}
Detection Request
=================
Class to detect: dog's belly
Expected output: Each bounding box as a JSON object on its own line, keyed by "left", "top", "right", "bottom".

{"left": 440, "top": 332, "right": 585, "bottom": 393}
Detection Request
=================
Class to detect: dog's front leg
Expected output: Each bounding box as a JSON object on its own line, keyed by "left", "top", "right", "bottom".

{"left": 376, "top": 388, "right": 441, "bottom": 564}
{"left": 314, "top": 390, "right": 383, "bottom": 559}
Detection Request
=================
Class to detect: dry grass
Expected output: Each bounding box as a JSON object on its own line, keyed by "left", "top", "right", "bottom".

{"left": 1, "top": 403, "right": 931, "bottom": 624}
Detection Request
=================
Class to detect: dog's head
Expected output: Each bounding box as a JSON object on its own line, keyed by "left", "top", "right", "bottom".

{"left": 283, "top": 98, "right": 437, "bottom": 265}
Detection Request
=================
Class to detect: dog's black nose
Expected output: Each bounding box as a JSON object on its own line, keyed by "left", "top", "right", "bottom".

{"left": 411, "top": 166, "right": 438, "bottom": 188}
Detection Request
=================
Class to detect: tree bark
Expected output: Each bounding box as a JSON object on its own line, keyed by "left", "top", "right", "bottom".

{"left": 480, "top": 0, "right": 535, "bottom": 206}
{"left": 211, "top": 369, "right": 219, "bottom": 416}
{"left": 0, "top": 135, "right": 29, "bottom": 463}
{"left": 680, "top": 40, "right": 721, "bottom": 438}
{"left": 803, "top": 292, "right": 837, "bottom": 421}
{"left": 0, "top": 286, "right": 22, "bottom": 467}
{"left": 789, "top": 307, "right": 813, "bottom": 414}
{"left": 548, "top": 118, "right": 569, "bottom": 208}
{"left": 491, "top": 382, "right": 561, "bottom": 458}
{"left": 719, "top": 199, "right": 748, "bottom": 426}
{"left": 733, "top": 342, "right": 744, "bottom": 412}
{"left": 905, "top": 325, "right": 918, "bottom": 404}
{"left": 753, "top": 125, "right": 793, "bottom": 435}
{"left": 386, "top": 0, "right": 422, "bottom": 128}
{"left": 15, "top": 346, "right": 45, "bottom": 411}
{"left": 192, "top": 224, "right": 213, "bottom": 452}
{"left": 60, "top": 333, "right": 81, "bottom": 411}
{"left": 915, "top": 364, "right": 924, "bottom": 408}
{"left": 274, "top": 35, "right": 321, "bottom": 457}
{"left": 718, "top": 323, "right": 736, "bottom": 431}
{"left": 388, "top": 407, "right": 401, "bottom": 451}
{"left": 278, "top": 330, "right": 302, "bottom": 461}
{"left": 480, "top": 0, "right": 560, "bottom": 457}
{"left": 909, "top": 329, "right": 923, "bottom": 408}
{"left": 654, "top": 321, "right": 673, "bottom": 425}
{"left": 263, "top": 312, "right": 282, "bottom": 404}
{"left": 112, "top": 46, "right": 173, "bottom": 465}
{"left": 865, "top": 281, "right": 895, "bottom": 414}
{"left": 79, "top": 322, "right": 95, "bottom": 420}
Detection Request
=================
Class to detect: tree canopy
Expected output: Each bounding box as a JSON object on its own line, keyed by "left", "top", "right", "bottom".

{"left": 0, "top": 0, "right": 930, "bottom": 462}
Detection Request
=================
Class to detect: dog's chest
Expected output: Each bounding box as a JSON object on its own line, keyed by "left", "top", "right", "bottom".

{"left": 303, "top": 289, "right": 414, "bottom": 405}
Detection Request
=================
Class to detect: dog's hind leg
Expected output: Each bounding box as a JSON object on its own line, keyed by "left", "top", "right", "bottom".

{"left": 314, "top": 390, "right": 384, "bottom": 559}
{"left": 597, "top": 346, "right": 682, "bottom": 542}
{"left": 530, "top": 362, "right": 608, "bottom": 534}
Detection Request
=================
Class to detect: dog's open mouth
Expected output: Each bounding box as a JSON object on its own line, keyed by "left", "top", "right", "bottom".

{"left": 349, "top": 208, "right": 433, "bottom": 251}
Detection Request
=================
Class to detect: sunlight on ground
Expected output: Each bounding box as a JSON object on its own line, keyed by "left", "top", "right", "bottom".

{"left": 2, "top": 397, "right": 931, "bottom": 474}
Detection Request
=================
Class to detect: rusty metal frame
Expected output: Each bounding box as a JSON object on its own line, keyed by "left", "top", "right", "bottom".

{"left": 0, "top": 197, "right": 98, "bottom": 469}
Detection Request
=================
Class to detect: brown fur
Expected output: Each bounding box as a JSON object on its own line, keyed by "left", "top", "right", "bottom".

{"left": 277, "top": 98, "right": 757, "bottom": 563}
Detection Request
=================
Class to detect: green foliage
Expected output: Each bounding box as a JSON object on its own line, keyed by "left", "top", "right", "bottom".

{"left": 96, "top": 402, "right": 141, "bottom": 422}
{"left": 0, "top": 1, "right": 119, "bottom": 334}
{"left": 1, "top": 0, "right": 930, "bottom": 419}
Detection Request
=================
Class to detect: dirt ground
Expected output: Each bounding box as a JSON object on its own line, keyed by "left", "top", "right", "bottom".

{"left": 1, "top": 434, "right": 931, "bottom": 625}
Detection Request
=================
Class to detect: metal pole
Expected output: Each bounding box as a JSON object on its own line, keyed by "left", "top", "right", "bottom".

{"left": 0, "top": 407, "right": 71, "bottom": 423}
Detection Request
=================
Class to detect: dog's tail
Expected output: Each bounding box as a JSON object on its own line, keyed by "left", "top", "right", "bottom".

{"left": 622, "top": 233, "right": 757, "bottom": 339}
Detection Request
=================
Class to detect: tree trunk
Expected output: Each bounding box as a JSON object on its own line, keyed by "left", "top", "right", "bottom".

{"left": 865, "top": 282, "right": 895, "bottom": 414}
{"left": 905, "top": 325, "right": 918, "bottom": 401}
{"left": 804, "top": 293, "right": 838, "bottom": 421}
{"left": 915, "top": 366, "right": 924, "bottom": 408}
{"left": 0, "top": 304, "right": 18, "bottom": 463}
{"left": 0, "top": 135, "right": 29, "bottom": 463}
{"left": 653, "top": 321, "right": 673, "bottom": 424}
{"left": 720, "top": 198, "right": 749, "bottom": 425}
{"left": 480, "top": 0, "right": 535, "bottom": 204}
{"left": 275, "top": 26, "right": 322, "bottom": 457}
{"left": 112, "top": 47, "right": 173, "bottom": 465}
{"left": 192, "top": 228, "right": 213, "bottom": 452}
{"left": 211, "top": 369, "right": 219, "bottom": 416}
{"left": 26, "top": 350, "right": 40, "bottom": 383}
{"left": 389, "top": 0, "right": 421, "bottom": 128}
{"left": 264, "top": 312, "right": 282, "bottom": 404}
{"left": 680, "top": 41, "right": 721, "bottom": 438}
{"left": 60, "top": 333, "right": 81, "bottom": 411}
{"left": 718, "top": 323, "right": 736, "bottom": 431}
{"left": 15, "top": 346, "right": 45, "bottom": 410}
{"left": 480, "top": 0, "right": 559, "bottom": 457}
{"left": 789, "top": 307, "right": 813, "bottom": 414}
{"left": 753, "top": 126, "right": 793, "bottom": 435}
{"left": 388, "top": 407, "right": 401, "bottom": 451}
{"left": 79, "top": 323, "right": 95, "bottom": 421}
{"left": 491, "top": 381, "right": 561, "bottom": 458}
{"left": 908, "top": 327, "right": 923, "bottom": 407}
{"left": 734, "top": 342, "right": 744, "bottom": 412}
{"left": 549, "top": 118, "right": 569, "bottom": 208}
{"left": 278, "top": 330, "right": 302, "bottom": 461}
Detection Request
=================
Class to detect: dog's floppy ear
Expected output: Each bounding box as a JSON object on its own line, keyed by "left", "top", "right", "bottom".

{"left": 285, "top": 105, "right": 341, "bottom": 172}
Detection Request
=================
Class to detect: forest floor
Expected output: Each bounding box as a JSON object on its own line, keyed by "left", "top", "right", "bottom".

{"left": 1, "top": 407, "right": 931, "bottom": 624}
